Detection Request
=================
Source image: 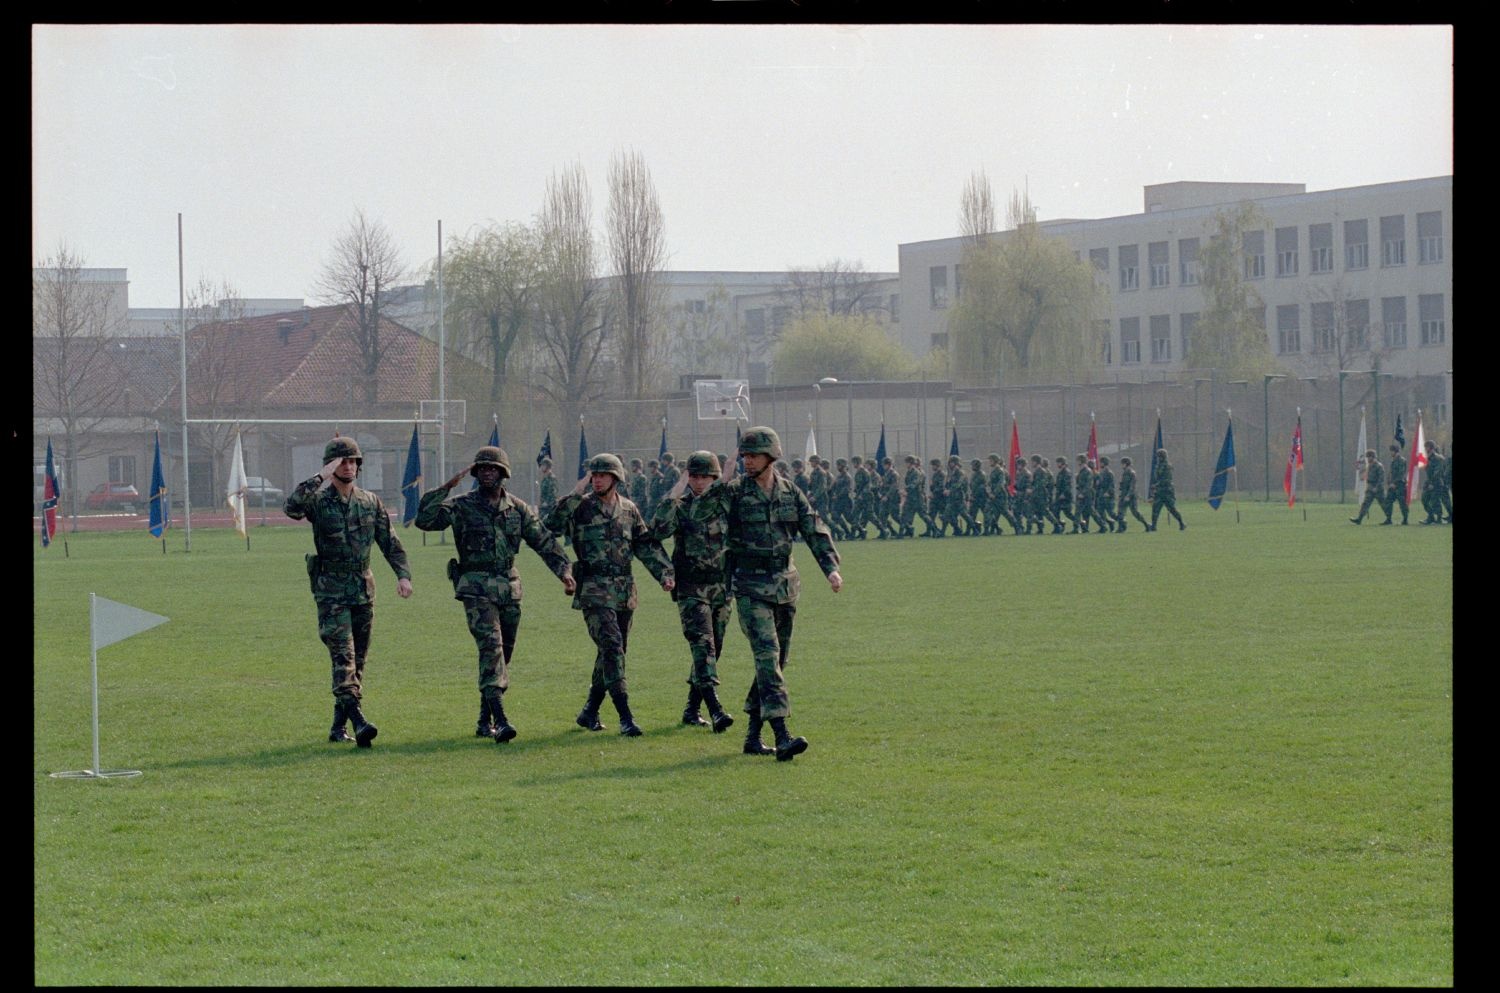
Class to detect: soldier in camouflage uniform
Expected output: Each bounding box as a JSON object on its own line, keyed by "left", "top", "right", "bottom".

{"left": 1093, "top": 456, "right": 1118, "bottom": 536}
{"left": 944, "top": 456, "right": 972, "bottom": 537}
{"left": 985, "top": 454, "right": 1019, "bottom": 535}
{"left": 694, "top": 427, "right": 842, "bottom": 761}
{"left": 1348, "top": 449, "right": 1385, "bottom": 525}
{"left": 830, "top": 457, "right": 855, "bottom": 540}
{"left": 808, "top": 457, "right": 831, "bottom": 528}
{"left": 628, "top": 458, "right": 649, "bottom": 513}
{"left": 284, "top": 437, "right": 413, "bottom": 747}
{"left": 1385, "top": 443, "right": 1409, "bottom": 525}
{"left": 968, "top": 459, "right": 989, "bottom": 536}
{"left": 1116, "top": 456, "right": 1149, "bottom": 532}
{"left": 645, "top": 460, "right": 665, "bottom": 521}
{"left": 1149, "top": 449, "right": 1187, "bottom": 531}
{"left": 862, "top": 457, "right": 889, "bottom": 539}
{"left": 537, "top": 457, "right": 559, "bottom": 521}
{"left": 1052, "top": 457, "right": 1074, "bottom": 535}
{"left": 848, "top": 456, "right": 870, "bottom": 539}
{"left": 1029, "top": 455, "right": 1059, "bottom": 534}
{"left": 545, "top": 454, "right": 675, "bottom": 737}
{"left": 416, "top": 446, "right": 574, "bottom": 743}
{"left": 1011, "top": 459, "right": 1032, "bottom": 534}
{"left": 927, "top": 458, "right": 949, "bottom": 537}
{"left": 659, "top": 451, "right": 681, "bottom": 501}
{"left": 1421, "top": 440, "right": 1451, "bottom": 524}
{"left": 652, "top": 451, "right": 736, "bottom": 734}
{"left": 1072, "top": 455, "right": 1095, "bottom": 534}
{"left": 877, "top": 456, "right": 902, "bottom": 539}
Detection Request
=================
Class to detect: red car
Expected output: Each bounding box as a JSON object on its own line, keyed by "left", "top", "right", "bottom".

{"left": 85, "top": 482, "right": 141, "bottom": 511}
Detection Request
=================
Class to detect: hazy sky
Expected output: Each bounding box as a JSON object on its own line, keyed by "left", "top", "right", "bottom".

{"left": 33, "top": 24, "right": 1452, "bottom": 308}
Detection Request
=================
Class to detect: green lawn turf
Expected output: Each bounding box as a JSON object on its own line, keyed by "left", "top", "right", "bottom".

{"left": 34, "top": 504, "right": 1452, "bottom": 985}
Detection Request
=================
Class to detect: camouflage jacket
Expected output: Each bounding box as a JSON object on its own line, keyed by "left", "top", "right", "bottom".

{"left": 808, "top": 466, "right": 829, "bottom": 506}
{"left": 1363, "top": 459, "right": 1386, "bottom": 494}
{"left": 1013, "top": 469, "right": 1031, "bottom": 502}
{"left": 852, "top": 466, "right": 871, "bottom": 498}
{"left": 538, "top": 474, "right": 558, "bottom": 514}
{"left": 1054, "top": 466, "right": 1073, "bottom": 507}
{"left": 1152, "top": 462, "right": 1176, "bottom": 498}
{"left": 1031, "top": 467, "right": 1053, "bottom": 504}
{"left": 987, "top": 466, "right": 1009, "bottom": 504}
{"left": 629, "top": 471, "right": 648, "bottom": 508}
{"left": 1387, "top": 454, "right": 1406, "bottom": 493}
{"left": 1118, "top": 467, "right": 1138, "bottom": 502}
{"left": 284, "top": 477, "right": 411, "bottom": 606}
{"left": 903, "top": 466, "right": 925, "bottom": 505}
{"left": 415, "top": 484, "right": 570, "bottom": 604}
{"left": 545, "top": 491, "right": 672, "bottom": 611}
{"left": 832, "top": 469, "right": 854, "bottom": 508}
{"left": 928, "top": 469, "right": 947, "bottom": 504}
{"left": 696, "top": 474, "right": 839, "bottom": 605}
{"left": 1075, "top": 466, "right": 1094, "bottom": 502}
{"left": 945, "top": 467, "right": 966, "bottom": 510}
{"left": 1424, "top": 454, "right": 1447, "bottom": 494}
{"left": 969, "top": 470, "right": 989, "bottom": 507}
{"left": 652, "top": 489, "right": 729, "bottom": 606}
{"left": 880, "top": 467, "right": 901, "bottom": 505}
{"left": 1095, "top": 467, "right": 1116, "bottom": 503}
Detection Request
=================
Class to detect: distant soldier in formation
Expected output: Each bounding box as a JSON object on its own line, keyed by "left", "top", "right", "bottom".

{"left": 659, "top": 451, "right": 681, "bottom": 501}
{"left": 899, "top": 455, "right": 927, "bottom": 538}
{"left": 628, "top": 457, "right": 648, "bottom": 512}
{"left": 830, "top": 457, "right": 855, "bottom": 540}
{"left": 944, "top": 456, "right": 973, "bottom": 536}
{"left": 791, "top": 458, "right": 810, "bottom": 502}
{"left": 927, "top": 458, "right": 949, "bottom": 537}
{"left": 1349, "top": 448, "right": 1386, "bottom": 525}
{"left": 879, "top": 457, "right": 902, "bottom": 539}
{"left": 986, "top": 454, "right": 1020, "bottom": 535}
{"left": 537, "top": 457, "right": 558, "bottom": 520}
{"left": 968, "top": 459, "right": 989, "bottom": 536}
{"left": 1385, "top": 442, "right": 1409, "bottom": 525}
{"left": 1093, "top": 456, "right": 1117, "bottom": 536}
{"left": 1052, "top": 456, "right": 1074, "bottom": 535}
{"left": 862, "top": 457, "right": 889, "bottom": 539}
{"left": 1072, "top": 455, "right": 1095, "bottom": 533}
{"left": 849, "top": 455, "right": 871, "bottom": 539}
{"left": 1029, "top": 455, "right": 1060, "bottom": 534}
{"left": 1148, "top": 448, "right": 1186, "bottom": 532}
{"left": 646, "top": 459, "right": 665, "bottom": 520}
{"left": 1116, "top": 456, "right": 1149, "bottom": 532}
{"left": 1421, "top": 440, "right": 1452, "bottom": 524}
{"left": 808, "top": 457, "right": 830, "bottom": 527}
{"left": 1012, "top": 459, "right": 1032, "bottom": 534}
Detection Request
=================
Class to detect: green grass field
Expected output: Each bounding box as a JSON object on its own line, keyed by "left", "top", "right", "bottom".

{"left": 34, "top": 504, "right": 1452, "bottom": 985}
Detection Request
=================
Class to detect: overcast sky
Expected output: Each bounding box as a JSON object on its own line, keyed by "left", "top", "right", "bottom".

{"left": 33, "top": 23, "right": 1452, "bottom": 309}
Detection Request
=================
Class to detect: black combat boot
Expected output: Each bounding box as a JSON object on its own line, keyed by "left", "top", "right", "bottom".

{"left": 490, "top": 695, "right": 517, "bottom": 744}
{"left": 576, "top": 686, "right": 608, "bottom": 731}
{"left": 701, "top": 687, "right": 735, "bottom": 734}
{"left": 345, "top": 699, "right": 378, "bottom": 748}
{"left": 769, "top": 716, "right": 808, "bottom": 762}
{"left": 611, "top": 687, "right": 643, "bottom": 737}
{"left": 742, "top": 712, "right": 774, "bottom": 755}
{"left": 475, "top": 697, "right": 497, "bottom": 737}
{"left": 328, "top": 701, "right": 354, "bottom": 743}
{"left": 681, "top": 686, "right": 708, "bottom": 727}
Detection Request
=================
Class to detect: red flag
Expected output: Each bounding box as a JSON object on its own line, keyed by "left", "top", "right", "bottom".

{"left": 1406, "top": 411, "right": 1428, "bottom": 505}
{"left": 1282, "top": 414, "right": 1304, "bottom": 507}
{"left": 1087, "top": 416, "right": 1099, "bottom": 467}
{"left": 1007, "top": 415, "right": 1022, "bottom": 496}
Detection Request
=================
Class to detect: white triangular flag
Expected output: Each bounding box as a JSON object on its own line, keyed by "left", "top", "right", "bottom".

{"left": 93, "top": 595, "right": 168, "bottom": 651}
{"left": 227, "top": 432, "right": 249, "bottom": 536}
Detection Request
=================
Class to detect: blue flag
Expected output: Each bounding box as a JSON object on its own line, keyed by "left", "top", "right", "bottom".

{"left": 1146, "top": 416, "right": 1164, "bottom": 500}
{"left": 536, "top": 430, "right": 552, "bottom": 466}
{"left": 400, "top": 422, "right": 422, "bottom": 526}
{"left": 875, "top": 423, "right": 887, "bottom": 467}
{"left": 659, "top": 423, "right": 668, "bottom": 462}
{"left": 1207, "top": 419, "right": 1236, "bottom": 509}
{"left": 41, "top": 437, "right": 60, "bottom": 547}
{"left": 949, "top": 425, "right": 960, "bottom": 458}
{"left": 577, "top": 424, "right": 589, "bottom": 480}
{"left": 148, "top": 430, "right": 169, "bottom": 538}
{"left": 1394, "top": 413, "right": 1405, "bottom": 449}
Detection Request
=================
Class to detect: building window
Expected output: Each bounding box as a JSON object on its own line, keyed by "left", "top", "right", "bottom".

{"left": 684, "top": 298, "right": 706, "bottom": 314}
{"left": 1344, "top": 219, "right": 1369, "bottom": 270}
{"left": 1095, "top": 319, "right": 1112, "bottom": 365}
{"left": 1345, "top": 299, "right": 1369, "bottom": 351}
{"left": 1311, "top": 301, "right": 1336, "bottom": 353}
{"left": 929, "top": 266, "right": 949, "bottom": 309}
{"left": 1120, "top": 317, "right": 1141, "bottom": 364}
{"left": 1419, "top": 294, "right": 1446, "bottom": 346}
{"left": 1179, "top": 312, "right": 1197, "bottom": 358}
{"left": 1178, "top": 238, "right": 1200, "bottom": 286}
{"left": 1418, "top": 211, "right": 1444, "bottom": 264}
{"left": 771, "top": 305, "right": 792, "bottom": 334}
{"left": 1243, "top": 230, "right": 1265, "bottom": 280}
{"left": 930, "top": 333, "right": 949, "bottom": 351}
{"left": 743, "top": 308, "right": 766, "bottom": 340}
{"left": 953, "top": 264, "right": 963, "bottom": 302}
{"left": 1309, "top": 223, "right": 1333, "bottom": 274}
{"left": 1150, "top": 315, "right": 1171, "bottom": 363}
{"left": 1148, "top": 241, "right": 1169, "bottom": 288}
{"left": 108, "top": 456, "right": 137, "bottom": 486}
{"left": 1118, "top": 244, "right": 1139, "bottom": 291}
{"left": 1276, "top": 304, "right": 1301, "bottom": 354}
{"left": 1275, "top": 227, "right": 1299, "bottom": 277}
{"left": 1380, "top": 215, "right": 1406, "bottom": 267}
{"left": 1089, "top": 247, "right": 1109, "bottom": 273}
{"left": 1381, "top": 297, "right": 1407, "bottom": 349}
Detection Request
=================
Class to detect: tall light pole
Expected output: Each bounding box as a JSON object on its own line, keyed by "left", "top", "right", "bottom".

{"left": 1263, "top": 373, "right": 1287, "bottom": 500}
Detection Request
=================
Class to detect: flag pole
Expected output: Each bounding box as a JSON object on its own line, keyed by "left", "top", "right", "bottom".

{"left": 1229, "top": 409, "right": 1241, "bottom": 523}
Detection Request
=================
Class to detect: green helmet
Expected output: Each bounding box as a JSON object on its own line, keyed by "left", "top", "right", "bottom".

{"left": 738, "top": 426, "right": 782, "bottom": 459}
{"left": 323, "top": 437, "right": 363, "bottom": 464}
{"left": 471, "top": 445, "right": 511, "bottom": 479}
{"left": 586, "top": 453, "right": 627, "bottom": 482}
{"left": 685, "top": 450, "right": 721, "bottom": 477}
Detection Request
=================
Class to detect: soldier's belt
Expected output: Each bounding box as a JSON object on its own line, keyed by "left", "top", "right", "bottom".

{"left": 573, "top": 562, "right": 630, "bottom": 579}
{"left": 677, "top": 566, "right": 726, "bottom": 584}
{"left": 733, "top": 553, "right": 789, "bottom": 573}
{"left": 319, "top": 560, "right": 366, "bottom": 576}
{"left": 458, "top": 553, "right": 511, "bottom": 570}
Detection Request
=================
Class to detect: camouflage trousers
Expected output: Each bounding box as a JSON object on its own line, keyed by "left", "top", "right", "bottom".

{"left": 461, "top": 596, "right": 521, "bottom": 701}
{"left": 1074, "top": 496, "right": 1096, "bottom": 529}
{"left": 677, "top": 596, "right": 730, "bottom": 689}
{"left": 1151, "top": 492, "right": 1184, "bottom": 527}
{"left": 583, "top": 606, "right": 634, "bottom": 694}
{"left": 735, "top": 596, "right": 797, "bottom": 720}
{"left": 1094, "top": 495, "right": 1117, "bottom": 528}
{"left": 1119, "top": 494, "right": 1149, "bottom": 526}
{"left": 1355, "top": 488, "right": 1384, "bottom": 522}
{"left": 1383, "top": 488, "right": 1409, "bottom": 522}
{"left": 317, "top": 601, "right": 374, "bottom": 704}
{"left": 1030, "top": 496, "right": 1060, "bottom": 530}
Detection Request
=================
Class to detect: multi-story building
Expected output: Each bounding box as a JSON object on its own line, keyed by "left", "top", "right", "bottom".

{"left": 897, "top": 176, "right": 1453, "bottom": 384}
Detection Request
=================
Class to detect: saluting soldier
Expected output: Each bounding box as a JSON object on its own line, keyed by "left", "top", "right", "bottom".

{"left": 416, "top": 446, "right": 574, "bottom": 743}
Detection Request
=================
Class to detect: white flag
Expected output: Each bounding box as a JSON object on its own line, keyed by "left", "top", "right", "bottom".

{"left": 93, "top": 595, "right": 168, "bottom": 651}
{"left": 805, "top": 425, "right": 817, "bottom": 459}
{"left": 1354, "top": 408, "right": 1369, "bottom": 506}
{"left": 226, "top": 432, "right": 249, "bottom": 536}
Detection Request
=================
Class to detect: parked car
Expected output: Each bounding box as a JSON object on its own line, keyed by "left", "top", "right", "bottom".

{"left": 242, "top": 477, "right": 285, "bottom": 506}
{"left": 85, "top": 482, "right": 141, "bottom": 511}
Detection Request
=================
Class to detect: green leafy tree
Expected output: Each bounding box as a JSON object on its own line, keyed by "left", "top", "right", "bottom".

{"left": 444, "top": 221, "right": 542, "bottom": 404}
{"left": 947, "top": 187, "right": 1101, "bottom": 386}
{"left": 772, "top": 312, "right": 912, "bottom": 384}
{"left": 1188, "top": 204, "right": 1276, "bottom": 378}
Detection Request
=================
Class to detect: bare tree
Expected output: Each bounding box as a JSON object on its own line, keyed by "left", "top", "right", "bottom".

{"left": 606, "top": 149, "right": 668, "bottom": 398}
{"left": 314, "top": 209, "right": 406, "bottom": 404}
{"left": 444, "top": 221, "right": 543, "bottom": 404}
{"left": 959, "top": 168, "right": 996, "bottom": 243}
{"left": 775, "top": 259, "right": 887, "bottom": 326}
{"left": 177, "top": 277, "right": 253, "bottom": 491}
{"left": 1188, "top": 204, "right": 1276, "bottom": 380}
{"left": 533, "top": 163, "right": 609, "bottom": 423}
{"left": 669, "top": 284, "right": 741, "bottom": 378}
{"left": 1299, "top": 274, "right": 1387, "bottom": 376}
{"left": 32, "top": 244, "right": 126, "bottom": 525}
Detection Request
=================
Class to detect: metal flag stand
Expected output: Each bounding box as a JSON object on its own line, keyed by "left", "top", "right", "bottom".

{"left": 50, "top": 594, "right": 168, "bottom": 780}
